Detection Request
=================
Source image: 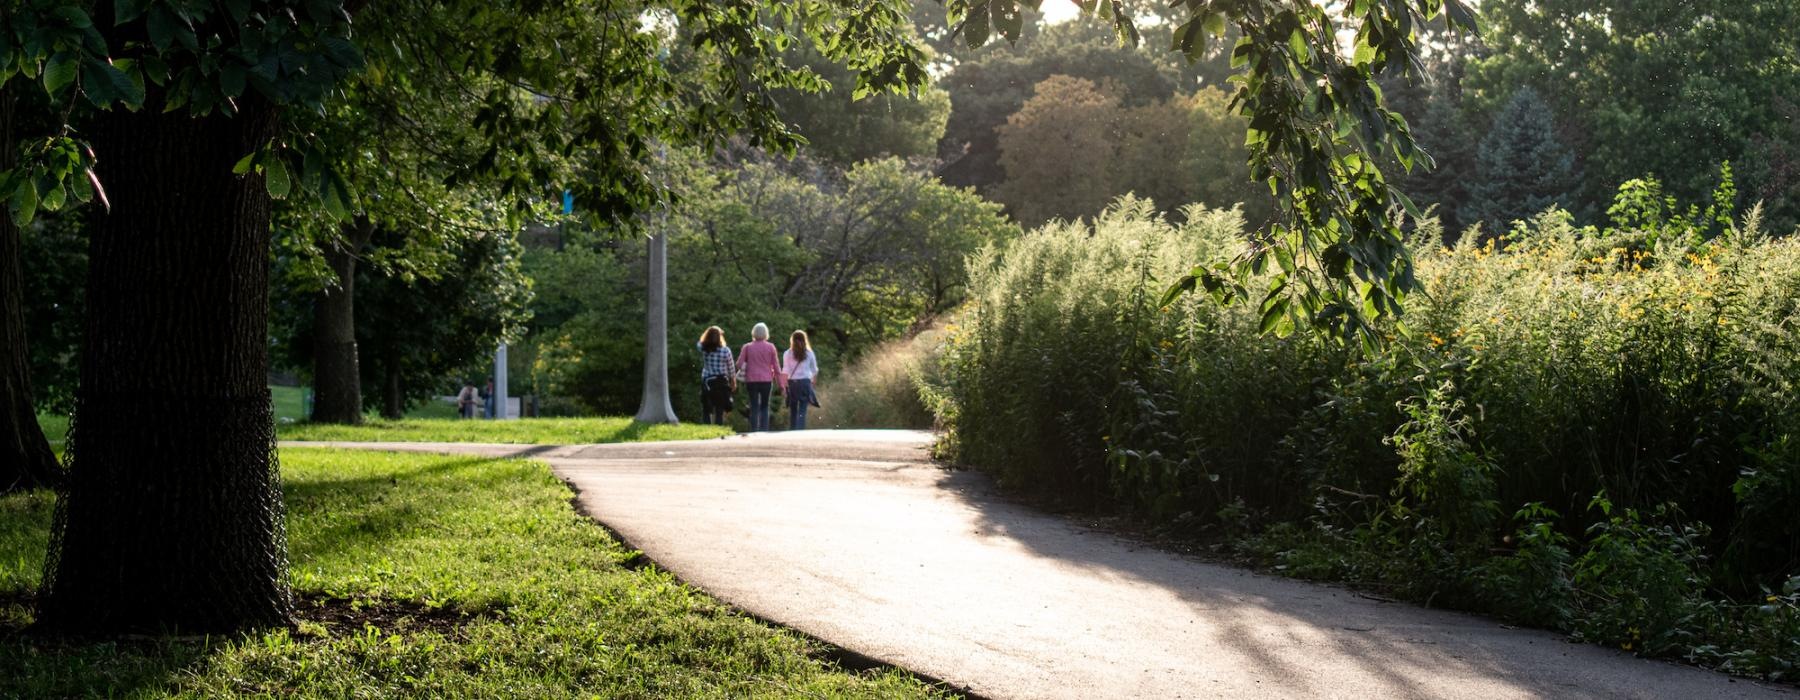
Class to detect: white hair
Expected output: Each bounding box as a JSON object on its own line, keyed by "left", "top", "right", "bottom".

{"left": 752, "top": 322, "right": 769, "bottom": 340}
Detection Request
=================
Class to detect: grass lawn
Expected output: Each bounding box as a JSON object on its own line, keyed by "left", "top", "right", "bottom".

{"left": 271, "top": 384, "right": 308, "bottom": 423}
{"left": 35, "top": 414, "right": 68, "bottom": 444}
{"left": 0, "top": 448, "right": 942, "bottom": 698}
{"left": 279, "top": 416, "right": 731, "bottom": 444}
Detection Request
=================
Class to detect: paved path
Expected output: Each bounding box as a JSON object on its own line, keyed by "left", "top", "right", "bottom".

{"left": 288, "top": 431, "right": 1792, "bottom": 699}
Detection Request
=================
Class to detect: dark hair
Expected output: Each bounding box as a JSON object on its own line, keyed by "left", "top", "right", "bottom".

{"left": 790, "top": 330, "right": 809, "bottom": 362}
{"left": 700, "top": 326, "right": 725, "bottom": 352}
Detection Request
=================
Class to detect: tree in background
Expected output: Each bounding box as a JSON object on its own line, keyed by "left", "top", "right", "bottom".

{"left": 1742, "top": 98, "right": 1800, "bottom": 234}
{"left": 936, "top": 18, "right": 1176, "bottom": 196}
{"left": 1181, "top": 87, "right": 1274, "bottom": 226}
{"left": 1379, "top": 16, "right": 1483, "bottom": 233}
{"left": 355, "top": 228, "right": 531, "bottom": 419}
{"left": 273, "top": 220, "right": 531, "bottom": 420}
{"left": 1109, "top": 95, "right": 1197, "bottom": 218}
{"left": 994, "top": 75, "right": 1120, "bottom": 226}
{"left": 1467, "top": 0, "right": 1800, "bottom": 230}
{"left": 997, "top": 79, "right": 1273, "bottom": 228}
{"left": 1463, "top": 87, "right": 1581, "bottom": 235}
{"left": 776, "top": 48, "right": 952, "bottom": 165}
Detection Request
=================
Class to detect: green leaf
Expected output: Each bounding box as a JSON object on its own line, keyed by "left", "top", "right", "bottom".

{"left": 1203, "top": 12, "right": 1226, "bottom": 36}
{"left": 220, "top": 62, "right": 247, "bottom": 97}
{"left": 82, "top": 57, "right": 145, "bottom": 108}
{"left": 40, "top": 183, "right": 66, "bottom": 212}
{"left": 146, "top": 6, "right": 177, "bottom": 52}
{"left": 1287, "top": 29, "right": 1309, "bottom": 63}
{"left": 1258, "top": 294, "right": 1292, "bottom": 335}
{"left": 993, "top": 1, "right": 1023, "bottom": 43}
{"left": 42, "top": 52, "right": 77, "bottom": 95}
{"left": 1444, "top": 0, "right": 1478, "bottom": 32}
{"left": 222, "top": 0, "right": 252, "bottom": 25}
{"left": 962, "top": 3, "right": 991, "bottom": 48}
{"left": 115, "top": 0, "right": 148, "bottom": 24}
{"left": 232, "top": 150, "right": 258, "bottom": 175}
{"left": 266, "top": 158, "right": 292, "bottom": 199}
{"left": 318, "top": 35, "right": 364, "bottom": 70}
{"left": 10, "top": 178, "right": 37, "bottom": 228}
{"left": 1159, "top": 273, "right": 1198, "bottom": 307}
{"left": 52, "top": 6, "right": 93, "bottom": 29}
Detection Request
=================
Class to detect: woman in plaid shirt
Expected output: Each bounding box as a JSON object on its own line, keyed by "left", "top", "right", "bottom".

{"left": 696, "top": 326, "right": 736, "bottom": 425}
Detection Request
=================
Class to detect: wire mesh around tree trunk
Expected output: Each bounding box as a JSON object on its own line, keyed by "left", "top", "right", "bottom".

{"left": 37, "top": 391, "right": 293, "bottom": 634}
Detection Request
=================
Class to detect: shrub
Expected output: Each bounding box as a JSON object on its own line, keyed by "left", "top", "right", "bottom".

{"left": 936, "top": 191, "right": 1800, "bottom": 674}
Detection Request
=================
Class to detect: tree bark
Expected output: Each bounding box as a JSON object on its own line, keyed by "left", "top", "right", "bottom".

{"left": 381, "top": 347, "right": 404, "bottom": 420}
{"left": 0, "top": 87, "right": 61, "bottom": 493}
{"left": 309, "top": 219, "right": 374, "bottom": 424}
{"left": 36, "top": 97, "right": 292, "bottom": 634}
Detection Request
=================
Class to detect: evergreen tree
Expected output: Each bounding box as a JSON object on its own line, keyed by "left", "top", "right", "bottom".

{"left": 1464, "top": 87, "right": 1581, "bottom": 234}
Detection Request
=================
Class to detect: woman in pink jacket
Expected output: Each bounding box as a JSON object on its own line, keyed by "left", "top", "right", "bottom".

{"left": 737, "top": 322, "right": 781, "bottom": 431}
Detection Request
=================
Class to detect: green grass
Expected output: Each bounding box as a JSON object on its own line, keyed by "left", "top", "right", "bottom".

{"left": 35, "top": 414, "right": 68, "bottom": 445}
{"left": 0, "top": 449, "right": 941, "bottom": 698}
{"left": 279, "top": 416, "right": 732, "bottom": 444}
{"left": 271, "top": 384, "right": 308, "bottom": 423}
{"left": 402, "top": 398, "right": 462, "bottom": 420}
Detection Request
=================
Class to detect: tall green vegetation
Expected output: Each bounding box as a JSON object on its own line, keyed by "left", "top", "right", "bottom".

{"left": 935, "top": 190, "right": 1800, "bottom": 674}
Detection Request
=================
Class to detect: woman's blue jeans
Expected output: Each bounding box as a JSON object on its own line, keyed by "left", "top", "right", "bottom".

{"left": 787, "top": 378, "right": 813, "bottom": 430}
{"left": 746, "top": 381, "right": 772, "bottom": 431}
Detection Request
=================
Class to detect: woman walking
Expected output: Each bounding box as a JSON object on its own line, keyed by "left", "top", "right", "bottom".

{"left": 737, "top": 323, "right": 781, "bottom": 431}
{"left": 696, "top": 326, "right": 735, "bottom": 426}
{"left": 782, "top": 330, "right": 821, "bottom": 430}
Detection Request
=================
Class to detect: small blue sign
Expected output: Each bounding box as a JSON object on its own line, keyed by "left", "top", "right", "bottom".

{"left": 562, "top": 190, "right": 574, "bottom": 215}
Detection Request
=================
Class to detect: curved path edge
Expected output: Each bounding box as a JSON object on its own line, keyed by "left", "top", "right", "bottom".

{"left": 285, "top": 431, "right": 1793, "bottom": 700}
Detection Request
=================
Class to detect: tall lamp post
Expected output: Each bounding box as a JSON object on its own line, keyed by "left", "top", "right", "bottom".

{"left": 634, "top": 145, "right": 678, "bottom": 424}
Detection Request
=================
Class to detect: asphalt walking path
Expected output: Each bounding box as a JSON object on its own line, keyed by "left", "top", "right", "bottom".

{"left": 287, "top": 430, "right": 1792, "bottom": 699}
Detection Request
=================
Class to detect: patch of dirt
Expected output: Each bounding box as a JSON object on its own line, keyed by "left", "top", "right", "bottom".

{"left": 292, "top": 593, "right": 498, "bottom": 638}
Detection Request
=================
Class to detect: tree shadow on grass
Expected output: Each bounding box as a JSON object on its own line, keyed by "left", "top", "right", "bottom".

{"left": 281, "top": 454, "right": 521, "bottom": 571}
{"left": 578, "top": 419, "right": 654, "bottom": 444}
{"left": 0, "top": 592, "right": 220, "bottom": 699}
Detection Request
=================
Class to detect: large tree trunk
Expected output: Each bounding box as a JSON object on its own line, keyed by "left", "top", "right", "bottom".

{"left": 309, "top": 220, "right": 374, "bottom": 424}
{"left": 36, "top": 97, "right": 292, "bottom": 634}
{"left": 0, "top": 87, "right": 61, "bottom": 493}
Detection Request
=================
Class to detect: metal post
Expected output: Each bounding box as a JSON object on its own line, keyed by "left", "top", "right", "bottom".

{"left": 493, "top": 343, "right": 511, "bottom": 420}
{"left": 634, "top": 229, "right": 678, "bottom": 424}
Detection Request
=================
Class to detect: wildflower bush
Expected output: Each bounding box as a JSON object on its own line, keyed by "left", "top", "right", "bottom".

{"left": 935, "top": 193, "right": 1800, "bottom": 677}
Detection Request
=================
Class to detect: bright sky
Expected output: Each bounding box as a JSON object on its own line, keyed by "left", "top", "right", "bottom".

{"left": 1039, "top": 1, "right": 1081, "bottom": 24}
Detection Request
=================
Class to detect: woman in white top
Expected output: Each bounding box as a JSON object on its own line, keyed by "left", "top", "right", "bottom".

{"left": 781, "top": 330, "right": 822, "bottom": 430}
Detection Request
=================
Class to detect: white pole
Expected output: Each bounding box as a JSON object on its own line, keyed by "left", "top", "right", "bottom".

{"left": 634, "top": 229, "right": 678, "bottom": 424}
{"left": 493, "top": 343, "right": 511, "bottom": 419}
